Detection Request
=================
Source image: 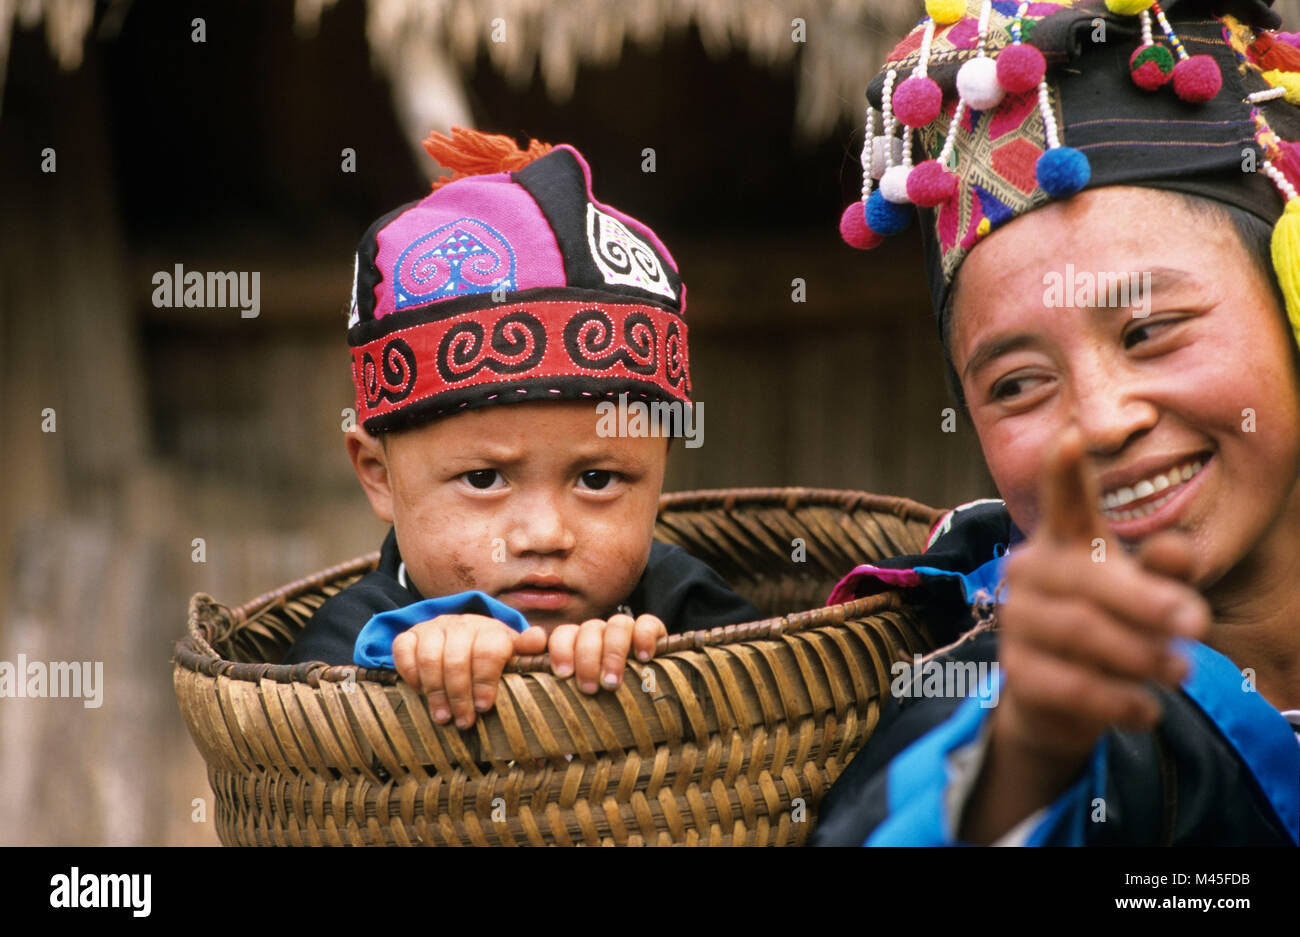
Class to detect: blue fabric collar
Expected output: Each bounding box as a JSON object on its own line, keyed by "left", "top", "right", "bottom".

{"left": 353, "top": 590, "right": 531, "bottom": 669}
{"left": 1178, "top": 638, "right": 1300, "bottom": 843}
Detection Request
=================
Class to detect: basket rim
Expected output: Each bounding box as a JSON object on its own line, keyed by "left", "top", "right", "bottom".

{"left": 175, "top": 486, "right": 946, "bottom": 687}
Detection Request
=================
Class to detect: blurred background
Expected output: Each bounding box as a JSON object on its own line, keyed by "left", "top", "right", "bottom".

{"left": 0, "top": 0, "right": 1022, "bottom": 845}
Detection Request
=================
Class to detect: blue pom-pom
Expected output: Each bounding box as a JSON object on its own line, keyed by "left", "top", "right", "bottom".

{"left": 866, "top": 189, "right": 912, "bottom": 236}
{"left": 1036, "top": 147, "right": 1091, "bottom": 198}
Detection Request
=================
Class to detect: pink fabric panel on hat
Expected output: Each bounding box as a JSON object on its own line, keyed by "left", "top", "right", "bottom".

{"left": 369, "top": 171, "right": 567, "bottom": 320}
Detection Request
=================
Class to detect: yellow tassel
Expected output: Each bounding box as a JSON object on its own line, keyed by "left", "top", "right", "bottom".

{"left": 1261, "top": 69, "right": 1300, "bottom": 105}
{"left": 1271, "top": 198, "right": 1300, "bottom": 348}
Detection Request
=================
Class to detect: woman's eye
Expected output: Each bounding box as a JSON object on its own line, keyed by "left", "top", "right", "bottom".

{"left": 1124, "top": 318, "right": 1176, "bottom": 349}
{"left": 578, "top": 470, "right": 617, "bottom": 491}
{"left": 462, "top": 469, "right": 503, "bottom": 490}
{"left": 991, "top": 376, "right": 1033, "bottom": 401}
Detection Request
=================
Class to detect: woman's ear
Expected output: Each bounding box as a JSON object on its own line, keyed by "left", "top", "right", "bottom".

{"left": 346, "top": 426, "right": 395, "bottom": 523}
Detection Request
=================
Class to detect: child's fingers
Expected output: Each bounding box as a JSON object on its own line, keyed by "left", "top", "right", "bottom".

{"left": 410, "top": 626, "right": 451, "bottom": 725}
{"left": 392, "top": 630, "right": 419, "bottom": 689}
{"left": 573, "top": 619, "right": 608, "bottom": 694}
{"left": 631, "top": 614, "right": 667, "bottom": 662}
{"left": 1003, "top": 590, "right": 1188, "bottom": 687}
{"left": 598, "top": 614, "right": 637, "bottom": 690}
{"left": 514, "top": 625, "right": 548, "bottom": 656}
{"left": 469, "top": 626, "right": 515, "bottom": 715}
{"left": 439, "top": 623, "right": 477, "bottom": 729}
{"left": 547, "top": 624, "right": 579, "bottom": 679}
{"left": 1039, "top": 426, "right": 1107, "bottom": 546}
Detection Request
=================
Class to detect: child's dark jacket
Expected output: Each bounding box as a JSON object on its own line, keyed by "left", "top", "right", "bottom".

{"left": 811, "top": 500, "right": 1300, "bottom": 846}
{"left": 281, "top": 528, "right": 762, "bottom": 667}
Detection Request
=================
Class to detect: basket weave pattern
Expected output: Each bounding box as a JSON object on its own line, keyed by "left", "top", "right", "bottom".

{"left": 174, "top": 488, "right": 946, "bottom": 845}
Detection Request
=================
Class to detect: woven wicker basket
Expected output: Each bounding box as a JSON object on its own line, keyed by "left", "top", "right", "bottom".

{"left": 174, "top": 487, "right": 946, "bottom": 846}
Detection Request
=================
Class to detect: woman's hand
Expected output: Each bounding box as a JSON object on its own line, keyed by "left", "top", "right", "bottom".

{"left": 961, "top": 427, "right": 1211, "bottom": 843}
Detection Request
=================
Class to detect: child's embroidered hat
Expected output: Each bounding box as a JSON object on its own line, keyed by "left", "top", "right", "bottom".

{"left": 839, "top": 0, "right": 1300, "bottom": 350}
{"left": 349, "top": 128, "right": 690, "bottom": 434}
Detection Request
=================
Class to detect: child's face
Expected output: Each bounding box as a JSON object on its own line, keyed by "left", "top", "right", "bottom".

{"left": 950, "top": 186, "right": 1300, "bottom": 587}
{"left": 349, "top": 400, "right": 668, "bottom": 631}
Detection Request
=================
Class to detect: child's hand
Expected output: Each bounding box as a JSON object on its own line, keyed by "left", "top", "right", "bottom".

{"left": 392, "top": 614, "right": 547, "bottom": 729}
{"left": 962, "top": 427, "right": 1212, "bottom": 842}
{"left": 547, "top": 613, "right": 667, "bottom": 694}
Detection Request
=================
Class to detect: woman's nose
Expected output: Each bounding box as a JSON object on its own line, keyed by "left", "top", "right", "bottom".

{"left": 1068, "top": 358, "right": 1159, "bottom": 456}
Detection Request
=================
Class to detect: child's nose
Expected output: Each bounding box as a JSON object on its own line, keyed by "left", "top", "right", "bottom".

{"left": 505, "top": 496, "right": 576, "bottom": 556}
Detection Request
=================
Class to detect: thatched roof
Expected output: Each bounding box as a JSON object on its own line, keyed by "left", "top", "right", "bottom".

{"left": 12, "top": 0, "right": 1300, "bottom": 159}
{"left": 4, "top": 0, "right": 918, "bottom": 151}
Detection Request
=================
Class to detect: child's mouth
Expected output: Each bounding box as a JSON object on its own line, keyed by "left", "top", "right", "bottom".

{"left": 1096, "top": 452, "right": 1211, "bottom": 534}
{"left": 500, "top": 579, "right": 576, "bottom": 611}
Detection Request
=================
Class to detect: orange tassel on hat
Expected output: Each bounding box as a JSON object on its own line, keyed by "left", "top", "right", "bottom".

{"left": 423, "top": 127, "right": 553, "bottom": 191}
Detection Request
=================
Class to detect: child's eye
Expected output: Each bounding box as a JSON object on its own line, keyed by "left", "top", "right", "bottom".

{"left": 462, "top": 469, "right": 504, "bottom": 490}
{"left": 577, "top": 470, "right": 617, "bottom": 491}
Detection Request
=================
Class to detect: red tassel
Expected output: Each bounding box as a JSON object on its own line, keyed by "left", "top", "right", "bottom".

{"left": 1250, "top": 32, "right": 1300, "bottom": 72}
{"left": 423, "top": 127, "right": 554, "bottom": 191}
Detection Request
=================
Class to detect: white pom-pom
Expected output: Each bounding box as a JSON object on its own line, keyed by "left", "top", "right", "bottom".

{"left": 957, "top": 57, "right": 1005, "bottom": 111}
{"left": 880, "top": 165, "right": 913, "bottom": 204}
{"left": 870, "top": 136, "right": 904, "bottom": 179}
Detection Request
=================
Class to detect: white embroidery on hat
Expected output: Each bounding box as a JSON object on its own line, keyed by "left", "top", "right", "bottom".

{"left": 348, "top": 252, "right": 361, "bottom": 327}
{"left": 585, "top": 203, "right": 676, "bottom": 301}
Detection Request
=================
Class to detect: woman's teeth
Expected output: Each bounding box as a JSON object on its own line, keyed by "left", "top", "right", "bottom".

{"left": 1098, "top": 459, "right": 1204, "bottom": 522}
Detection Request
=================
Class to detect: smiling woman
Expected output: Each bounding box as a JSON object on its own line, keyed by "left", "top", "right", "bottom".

{"left": 816, "top": 0, "right": 1300, "bottom": 848}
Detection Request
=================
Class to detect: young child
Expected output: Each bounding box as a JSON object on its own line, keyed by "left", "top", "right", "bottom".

{"left": 281, "top": 129, "right": 759, "bottom": 730}
{"left": 815, "top": 0, "right": 1300, "bottom": 845}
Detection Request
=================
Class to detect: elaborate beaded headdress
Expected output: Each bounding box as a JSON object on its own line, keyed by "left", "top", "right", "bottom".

{"left": 840, "top": 0, "right": 1300, "bottom": 349}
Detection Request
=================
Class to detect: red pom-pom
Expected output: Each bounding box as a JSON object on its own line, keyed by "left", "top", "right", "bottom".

{"left": 893, "top": 76, "right": 943, "bottom": 128}
{"left": 996, "top": 43, "right": 1046, "bottom": 94}
{"left": 906, "top": 160, "right": 958, "bottom": 207}
{"left": 840, "top": 202, "right": 885, "bottom": 249}
{"left": 1172, "top": 55, "right": 1221, "bottom": 103}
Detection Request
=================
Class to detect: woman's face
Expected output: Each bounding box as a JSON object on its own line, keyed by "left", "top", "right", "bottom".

{"left": 950, "top": 186, "right": 1300, "bottom": 588}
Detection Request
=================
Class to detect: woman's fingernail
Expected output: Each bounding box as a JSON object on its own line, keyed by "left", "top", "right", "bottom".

{"left": 554, "top": 664, "right": 573, "bottom": 678}
{"left": 434, "top": 707, "right": 450, "bottom": 723}
{"left": 636, "top": 650, "right": 651, "bottom": 662}
{"left": 474, "top": 697, "right": 490, "bottom": 712}
{"left": 1173, "top": 603, "right": 1205, "bottom": 635}
{"left": 455, "top": 717, "right": 469, "bottom": 730}
{"left": 581, "top": 680, "right": 598, "bottom": 694}
{"left": 602, "top": 672, "right": 619, "bottom": 688}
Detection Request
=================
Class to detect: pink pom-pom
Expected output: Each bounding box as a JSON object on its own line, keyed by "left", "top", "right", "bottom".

{"left": 893, "top": 76, "right": 943, "bottom": 128}
{"left": 996, "top": 43, "right": 1046, "bottom": 94}
{"left": 1172, "top": 55, "right": 1221, "bottom": 102}
{"left": 906, "top": 160, "right": 958, "bottom": 207}
{"left": 840, "top": 202, "right": 884, "bottom": 249}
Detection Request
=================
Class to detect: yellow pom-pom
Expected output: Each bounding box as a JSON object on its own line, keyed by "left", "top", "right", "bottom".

{"left": 1271, "top": 198, "right": 1300, "bottom": 349}
{"left": 925, "top": 0, "right": 967, "bottom": 26}
{"left": 1104, "top": 0, "right": 1155, "bottom": 14}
